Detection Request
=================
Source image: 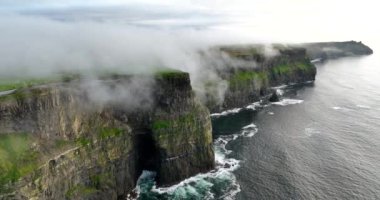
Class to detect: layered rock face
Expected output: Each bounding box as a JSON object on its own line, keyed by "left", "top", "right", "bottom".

{"left": 152, "top": 73, "right": 214, "bottom": 185}
{"left": 204, "top": 46, "right": 317, "bottom": 112}
{"left": 0, "top": 85, "right": 138, "bottom": 199}
{"left": 203, "top": 41, "right": 373, "bottom": 112}
{"left": 0, "top": 72, "right": 214, "bottom": 199}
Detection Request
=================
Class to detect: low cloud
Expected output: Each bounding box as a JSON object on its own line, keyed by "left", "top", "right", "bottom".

{"left": 80, "top": 76, "right": 155, "bottom": 110}
{"left": 0, "top": 9, "right": 256, "bottom": 106}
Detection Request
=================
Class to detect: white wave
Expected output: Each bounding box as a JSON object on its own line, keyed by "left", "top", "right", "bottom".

{"left": 271, "top": 85, "right": 287, "bottom": 97}
{"left": 211, "top": 108, "right": 242, "bottom": 117}
{"left": 272, "top": 84, "right": 288, "bottom": 90}
{"left": 137, "top": 171, "right": 157, "bottom": 183}
{"left": 152, "top": 172, "right": 213, "bottom": 194}
{"left": 242, "top": 123, "right": 256, "bottom": 129}
{"left": 272, "top": 98, "right": 304, "bottom": 106}
{"left": 311, "top": 58, "right": 322, "bottom": 63}
{"left": 332, "top": 106, "right": 352, "bottom": 112}
{"left": 140, "top": 123, "right": 259, "bottom": 199}
{"left": 267, "top": 112, "right": 274, "bottom": 115}
{"left": 211, "top": 101, "right": 266, "bottom": 117}
{"left": 276, "top": 88, "right": 284, "bottom": 96}
{"left": 246, "top": 101, "right": 262, "bottom": 110}
{"left": 242, "top": 123, "right": 258, "bottom": 137}
{"left": 151, "top": 148, "right": 241, "bottom": 196}
{"left": 127, "top": 170, "right": 157, "bottom": 200}
{"left": 215, "top": 123, "right": 258, "bottom": 155}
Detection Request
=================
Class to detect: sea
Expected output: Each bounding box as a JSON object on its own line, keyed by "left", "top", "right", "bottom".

{"left": 133, "top": 43, "right": 380, "bottom": 199}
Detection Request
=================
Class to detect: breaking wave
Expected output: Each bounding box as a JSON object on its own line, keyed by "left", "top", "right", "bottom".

{"left": 210, "top": 108, "right": 242, "bottom": 117}
{"left": 211, "top": 101, "right": 263, "bottom": 118}
{"left": 272, "top": 98, "right": 304, "bottom": 106}
{"left": 131, "top": 123, "right": 259, "bottom": 200}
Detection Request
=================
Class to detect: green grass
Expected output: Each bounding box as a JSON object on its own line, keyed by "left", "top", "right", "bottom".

{"left": 229, "top": 71, "right": 268, "bottom": 88}
{"left": 273, "top": 63, "right": 292, "bottom": 74}
{"left": 0, "top": 133, "right": 39, "bottom": 192}
{"left": 296, "top": 60, "right": 314, "bottom": 70}
{"left": 0, "top": 72, "right": 86, "bottom": 92}
{"left": 98, "top": 128, "right": 124, "bottom": 139}
{"left": 152, "top": 112, "right": 196, "bottom": 132}
{"left": 0, "top": 78, "right": 57, "bottom": 92}
{"left": 75, "top": 137, "right": 91, "bottom": 147}
{"left": 0, "top": 87, "right": 50, "bottom": 103}
{"left": 272, "top": 61, "right": 313, "bottom": 75}
{"left": 152, "top": 120, "right": 171, "bottom": 130}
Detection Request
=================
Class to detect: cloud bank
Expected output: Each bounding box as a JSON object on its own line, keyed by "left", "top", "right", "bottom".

{"left": 0, "top": 0, "right": 378, "bottom": 106}
{"left": 0, "top": 9, "right": 253, "bottom": 105}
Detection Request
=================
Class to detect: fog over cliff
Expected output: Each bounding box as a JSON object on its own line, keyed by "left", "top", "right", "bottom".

{"left": 0, "top": 0, "right": 378, "bottom": 104}
{"left": 1, "top": 0, "right": 377, "bottom": 75}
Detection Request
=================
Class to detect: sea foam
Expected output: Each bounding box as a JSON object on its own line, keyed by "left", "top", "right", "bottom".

{"left": 131, "top": 123, "right": 259, "bottom": 199}
{"left": 272, "top": 98, "right": 304, "bottom": 106}
{"left": 210, "top": 108, "right": 242, "bottom": 117}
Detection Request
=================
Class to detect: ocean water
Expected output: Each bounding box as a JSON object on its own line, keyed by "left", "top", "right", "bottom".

{"left": 134, "top": 48, "right": 380, "bottom": 199}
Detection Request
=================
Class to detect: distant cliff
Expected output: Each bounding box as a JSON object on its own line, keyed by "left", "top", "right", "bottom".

{"left": 203, "top": 45, "right": 317, "bottom": 112}
{"left": 300, "top": 41, "right": 373, "bottom": 62}
{"left": 202, "top": 41, "right": 373, "bottom": 112}
{"left": 0, "top": 72, "right": 213, "bottom": 199}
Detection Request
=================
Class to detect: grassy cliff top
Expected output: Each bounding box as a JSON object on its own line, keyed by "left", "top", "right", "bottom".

{"left": 0, "top": 69, "right": 188, "bottom": 93}
{"left": 0, "top": 73, "right": 81, "bottom": 92}
{"left": 217, "top": 41, "right": 372, "bottom": 59}
{"left": 217, "top": 44, "right": 307, "bottom": 61}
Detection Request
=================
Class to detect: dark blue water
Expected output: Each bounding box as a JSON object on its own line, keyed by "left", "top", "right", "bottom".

{"left": 135, "top": 51, "right": 380, "bottom": 199}
{"left": 229, "top": 54, "right": 380, "bottom": 199}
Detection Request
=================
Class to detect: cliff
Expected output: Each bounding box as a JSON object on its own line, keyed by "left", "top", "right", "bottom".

{"left": 0, "top": 40, "right": 373, "bottom": 199}
{"left": 203, "top": 41, "right": 372, "bottom": 112}
{"left": 203, "top": 45, "right": 317, "bottom": 112}
{"left": 299, "top": 41, "right": 373, "bottom": 62}
{"left": 0, "top": 71, "right": 213, "bottom": 199}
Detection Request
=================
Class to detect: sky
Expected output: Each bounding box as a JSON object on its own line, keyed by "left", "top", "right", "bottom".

{"left": 0, "top": 0, "right": 378, "bottom": 77}
{"left": 1, "top": 0, "right": 378, "bottom": 42}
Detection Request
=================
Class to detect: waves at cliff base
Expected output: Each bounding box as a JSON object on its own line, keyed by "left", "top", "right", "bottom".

{"left": 131, "top": 123, "right": 258, "bottom": 199}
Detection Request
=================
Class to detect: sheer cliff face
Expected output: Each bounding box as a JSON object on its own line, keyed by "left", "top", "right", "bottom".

{"left": 0, "top": 86, "right": 138, "bottom": 199}
{"left": 0, "top": 72, "right": 214, "bottom": 199}
{"left": 202, "top": 41, "right": 372, "bottom": 112}
{"left": 153, "top": 73, "right": 214, "bottom": 185}
{"left": 205, "top": 46, "right": 317, "bottom": 112}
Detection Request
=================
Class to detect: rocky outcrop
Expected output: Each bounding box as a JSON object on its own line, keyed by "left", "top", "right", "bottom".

{"left": 151, "top": 72, "right": 214, "bottom": 185}
{"left": 0, "top": 71, "right": 214, "bottom": 199}
{"left": 299, "top": 41, "right": 373, "bottom": 62}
